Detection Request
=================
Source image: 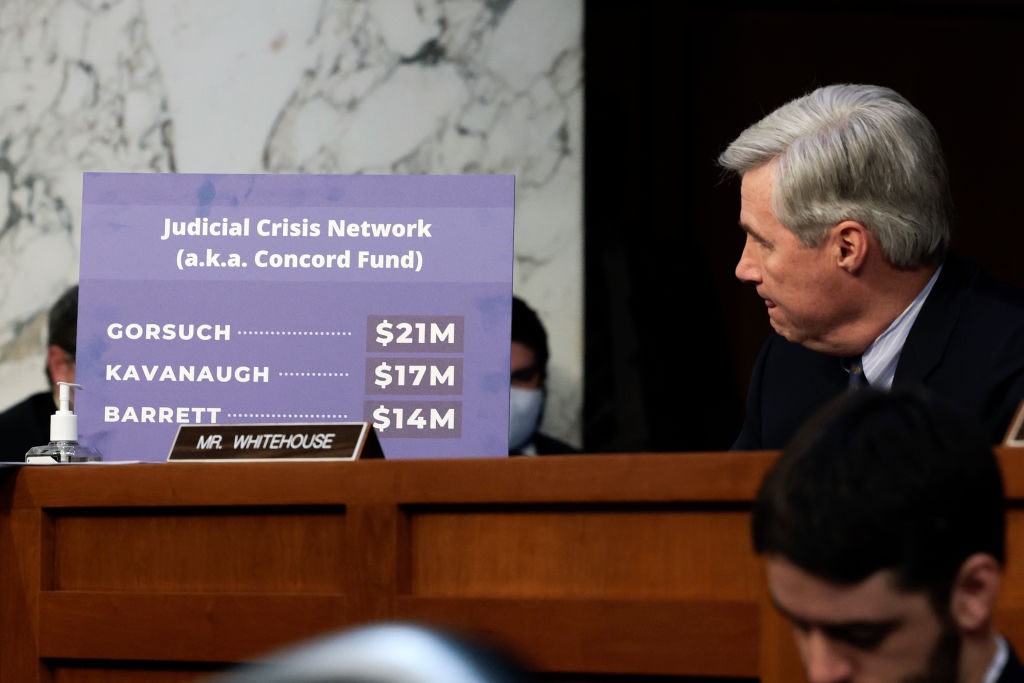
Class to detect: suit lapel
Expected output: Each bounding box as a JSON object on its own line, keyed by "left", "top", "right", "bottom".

{"left": 893, "top": 256, "right": 976, "bottom": 386}
{"left": 997, "top": 642, "right": 1024, "bottom": 683}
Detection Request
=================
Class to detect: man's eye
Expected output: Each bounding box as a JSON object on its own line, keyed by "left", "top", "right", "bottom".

{"left": 511, "top": 366, "right": 539, "bottom": 383}
{"left": 824, "top": 624, "right": 896, "bottom": 651}
{"left": 789, "top": 618, "right": 811, "bottom": 634}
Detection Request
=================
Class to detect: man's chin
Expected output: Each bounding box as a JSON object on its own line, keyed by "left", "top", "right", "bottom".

{"left": 768, "top": 318, "right": 801, "bottom": 344}
{"left": 768, "top": 319, "right": 839, "bottom": 354}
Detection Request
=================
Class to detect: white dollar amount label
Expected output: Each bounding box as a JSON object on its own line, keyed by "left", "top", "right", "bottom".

{"left": 366, "top": 401, "right": 461, "bottom": 438}
{"left": 366, "top": 315, "right": 464, "bottom": 352}
{"left": 366, "top": 358, "right": 463, "bottom": 395}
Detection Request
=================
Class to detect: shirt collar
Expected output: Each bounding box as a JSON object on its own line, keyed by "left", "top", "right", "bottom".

{"left": 860, "top": 264, "right": 942, "bottom": 389}
{"left": 982, "top": 634, "right": 1009, "bottom": 683}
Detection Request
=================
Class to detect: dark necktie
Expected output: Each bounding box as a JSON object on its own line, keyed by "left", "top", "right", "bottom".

{"left": 846, "top": 356, "right": 866, "bottom": 390}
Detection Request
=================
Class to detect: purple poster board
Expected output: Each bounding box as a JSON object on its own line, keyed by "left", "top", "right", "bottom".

{"left": 77, "top": 173, "right": 514, "bottom": 461}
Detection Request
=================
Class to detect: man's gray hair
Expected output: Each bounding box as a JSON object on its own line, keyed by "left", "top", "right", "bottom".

{"left": 719, "top": 84, "right": 951, "bottom": 268}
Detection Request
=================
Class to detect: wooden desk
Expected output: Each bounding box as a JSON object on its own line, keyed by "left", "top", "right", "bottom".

{"left": 0, "top": 450, "right": 1020, "bottom": 682}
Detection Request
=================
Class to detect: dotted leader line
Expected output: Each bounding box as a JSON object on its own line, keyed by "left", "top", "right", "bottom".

{"left": 238, "top": 330, "right": 353, "bottom": 337}
{"left": 226, "top": 413, "right": 349, "bottom": 420}
{"left": 278, "top": 372, "right": 351, "bottom": 377}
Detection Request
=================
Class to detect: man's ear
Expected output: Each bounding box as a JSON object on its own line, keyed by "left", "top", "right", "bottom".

{"left": 47, "top": 345, "right": 75, "bottom": 386}
{"left": 831, "top": 221, "right": 870, "bottom": 273}
{"left": 950, "top": 553, "right": 1002, "bottom": 633}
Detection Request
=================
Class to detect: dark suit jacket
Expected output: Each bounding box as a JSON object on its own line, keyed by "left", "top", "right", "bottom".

{"left": 1001, "top": 643, "right": 1024, "bottom": 683}
{"left": 733, "top": 257, "right": 1024, "bottom": 449}
{"left": 0, "top": 391, "right": 52, "bottom": 462}
{"left": 510, "top": 432, "right": 581, "bottom": 456}
{"left": 531, "top": 432, "right": 580, "bottom": 455}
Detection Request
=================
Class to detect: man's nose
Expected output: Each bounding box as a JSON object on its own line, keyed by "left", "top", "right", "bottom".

{"left": 735, "top": 236, "right": 761, "bottom": 284}
{"left": 802, "top": 631, "right": 853, "bottom": 683}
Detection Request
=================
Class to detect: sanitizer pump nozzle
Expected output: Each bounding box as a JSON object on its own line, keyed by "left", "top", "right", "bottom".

{"left": 25, "top": 382, "right": 103, "bottom": 463}
{"left": 52, "top": 381, "right": 79, "bottom": 442}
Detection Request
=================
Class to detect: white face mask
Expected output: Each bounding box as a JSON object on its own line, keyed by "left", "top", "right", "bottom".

{"left": 508, "top": 386, "right": 544, "bottom": 452}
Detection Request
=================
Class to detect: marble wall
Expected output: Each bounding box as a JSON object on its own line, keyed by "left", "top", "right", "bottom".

{"left": 0, "top": 0, "right": 582, "bottom": 447}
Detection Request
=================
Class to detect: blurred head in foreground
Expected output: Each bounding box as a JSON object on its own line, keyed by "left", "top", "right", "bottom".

{"left": 752, "top": 388, "right": 1010, "bottom": 683}
{"left": 209, "top": 621, "right": 539, "bottom": 683}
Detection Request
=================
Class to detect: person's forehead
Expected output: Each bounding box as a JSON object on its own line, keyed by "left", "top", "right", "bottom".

{"left": 510, "top": 340, "right": 537, "bottom": 368}
{"left": 765, "top": 556, "right": 923, "bottom": 624}
{"left": 740, "top": 163, "right": 776, "bottom": 205}
{"left": 738, "top": 164, "right": 789, "bottom": 239}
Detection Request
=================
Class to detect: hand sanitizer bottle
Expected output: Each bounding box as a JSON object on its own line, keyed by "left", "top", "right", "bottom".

{"left": 25, "top": 382, "right": 103, "bottom": 463}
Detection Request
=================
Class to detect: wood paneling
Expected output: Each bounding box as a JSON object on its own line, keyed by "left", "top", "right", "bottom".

{"left": 406, "top": 506, "right": 759, "bottom": 599}
{"left": 0, "top": 449, "right": 1018, "bottom": 682}
{"left": 51, "top": 507, "right": 347, "bottom": 593}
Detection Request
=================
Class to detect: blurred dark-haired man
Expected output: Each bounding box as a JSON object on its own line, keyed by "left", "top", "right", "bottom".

{"left": 753, "top": 387, "right": 1023, "bottom": 683}
{"left": 0, "top": 284, "right": 77, "bottom": 460}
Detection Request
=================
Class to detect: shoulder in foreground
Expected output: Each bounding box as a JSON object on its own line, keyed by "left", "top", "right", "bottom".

{"left": 0, "top": 392, "right": 51, "bottom": 424}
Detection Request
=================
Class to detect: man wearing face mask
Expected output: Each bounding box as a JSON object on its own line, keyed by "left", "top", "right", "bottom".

{"left": 508, "top": 296, "right": 579, "bottom": 456}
